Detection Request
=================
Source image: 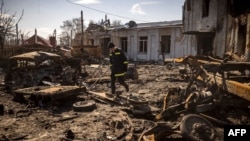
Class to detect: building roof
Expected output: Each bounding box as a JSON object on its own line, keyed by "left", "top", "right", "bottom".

{"left": 109, "top": 20, "right": 183, "bottom": 30}
{"left": 136, "top": 20, "right": 183, "bottom": 28}
{"left": 21, "top": 34, "right": 53, "bottom": 48}
{"left": 86, "top": 23, "right": 105, "bottom": 32}
{"left": 84, "top": 20, "right": 183, "bottom": 33}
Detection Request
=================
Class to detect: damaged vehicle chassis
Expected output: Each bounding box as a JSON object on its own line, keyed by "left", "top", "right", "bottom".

{"left": 4, "top": 51, "right": 77, "bottom": 91}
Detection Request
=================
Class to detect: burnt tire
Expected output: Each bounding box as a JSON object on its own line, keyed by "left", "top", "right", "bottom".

{"left": 180, "top": 114, "right": 216, "bottom": 141}
{"left": 73, "top": 100, "right": 96, "bottom": 112}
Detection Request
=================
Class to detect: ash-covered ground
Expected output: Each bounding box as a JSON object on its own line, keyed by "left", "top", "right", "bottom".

{"left": 0, "top": 63, "right": 249, "bottom": 141}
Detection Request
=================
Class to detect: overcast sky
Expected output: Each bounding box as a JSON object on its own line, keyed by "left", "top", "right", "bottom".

{"left": 4, "top": 0, "right": 185, "bottom": 38}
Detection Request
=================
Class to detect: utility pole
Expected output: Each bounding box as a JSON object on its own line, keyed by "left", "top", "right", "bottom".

{"left": 81, "top": 10, "right": 84, "bottom": 46}
{"left": 16, "top": 24, "right": 19, "bottom": 46}
{"left": 0, "top": 26, "right": 3, "bottom": 50}
{"left": 71, "top": 29, "right": 72, "bottom": 46}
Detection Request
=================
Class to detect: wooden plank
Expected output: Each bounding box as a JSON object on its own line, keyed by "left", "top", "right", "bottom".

{"left": 87, "top": 91, "right": 144, "bottom": 106}
{"left": 88, "top": 91, "right": 121, "bottom": 105}
{"left": 88, "top": 91, "right": 114, "bottom": 100}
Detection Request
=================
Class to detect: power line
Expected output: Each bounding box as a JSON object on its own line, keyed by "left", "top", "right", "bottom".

{"left": 66, "top": 0, "right": 149, "bottom": 23}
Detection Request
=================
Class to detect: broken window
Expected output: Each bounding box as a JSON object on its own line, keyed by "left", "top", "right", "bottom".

{"left": 120, "top": 37, "right": 128, "bottom": 53}
{"left": 161, "top": 35, "right": 171, "bottom": 54}
{"left": 202, "top": 0, "right": 210, "bottom": 17}
{"left": 139, "top": 36, "right": 147, "bottom": 53}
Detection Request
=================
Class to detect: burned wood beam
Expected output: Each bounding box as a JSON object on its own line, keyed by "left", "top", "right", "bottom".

{"left": 203, "top": 73, "right": 250, "bottom": 102}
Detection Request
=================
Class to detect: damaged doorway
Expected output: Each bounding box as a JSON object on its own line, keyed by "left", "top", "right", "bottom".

{"left": 196, "top": 33, "right": 214, "bottom": 56}
{"left": 161, "top": 35, "right": 171, "bottom": 61}
{"left": 100, "top": 38, "right": 110, "bottom": 57}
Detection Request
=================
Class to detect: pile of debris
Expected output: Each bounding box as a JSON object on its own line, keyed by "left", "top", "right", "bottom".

{"left": 0, "top": 54, "right": 250, "bottom": 141}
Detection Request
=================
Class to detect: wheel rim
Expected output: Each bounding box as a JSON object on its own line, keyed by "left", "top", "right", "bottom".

{"left": 180, "top": 114, "right": 216, "bottom": 141}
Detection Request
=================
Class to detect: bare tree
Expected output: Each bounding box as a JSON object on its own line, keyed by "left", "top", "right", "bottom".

{"left": 0, "top": 0, "right": 23, "bottom": 49}
{"left": 72, "top": 18, "right": 82, "bottom": 33}
{"left": 59, "top": 18, "right": 86, "bottom": 47}
{"left": 60, "top": 20, "right": 74, "bottom": 47}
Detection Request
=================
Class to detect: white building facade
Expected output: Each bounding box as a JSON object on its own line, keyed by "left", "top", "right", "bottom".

{"left": 86, "top": 21, "right": 196, "bottom": 62}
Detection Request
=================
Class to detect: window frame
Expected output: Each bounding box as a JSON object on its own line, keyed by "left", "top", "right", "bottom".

{"left": 138, "top": 36, "right": 148, "bottom": 53}
{"left": 120, "top": 37, "right": 128, "bottom": 53}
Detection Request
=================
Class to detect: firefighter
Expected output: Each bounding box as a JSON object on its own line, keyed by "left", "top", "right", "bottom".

{"left": 108, "top": 42, "right": 129, "bottom": 96}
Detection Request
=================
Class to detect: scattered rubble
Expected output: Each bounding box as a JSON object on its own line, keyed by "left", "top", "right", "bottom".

{"left": 0, "top": 55, "right": 250, "bottom": 141}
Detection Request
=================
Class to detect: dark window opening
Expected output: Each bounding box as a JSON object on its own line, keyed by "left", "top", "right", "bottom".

{"left": 229, "top": 0, "right": 250, "bottom": 17}
{"left": 202, "top": 0, "right": 210, "bottom": 17}
{"left": 186, "top": 0, "right": 191, "bottom": 11}
{"left": 196, "top": 33, "right": 214, "bottom": 56}
{"left": 120, "top": 37, "right": 128, "bottom": 53}
{"left": 237, "top": 24, "right": 246, "bottom": 56}
{"left": 161, "top": 35, "right": 171, "bottom": 54}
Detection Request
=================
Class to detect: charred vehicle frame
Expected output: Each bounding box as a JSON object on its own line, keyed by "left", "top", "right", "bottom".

{"left": 4, "top": 51, "right": 77, "bottom": 90}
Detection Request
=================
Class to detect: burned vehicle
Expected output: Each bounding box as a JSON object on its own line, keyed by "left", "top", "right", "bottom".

{"left": 4, "top": 51, "right": 76, "bottom": 90}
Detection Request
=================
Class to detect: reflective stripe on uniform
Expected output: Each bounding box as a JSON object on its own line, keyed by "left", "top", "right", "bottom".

{"left": 123, "top": 61, "right": 128, "bottom": 64}
{"left": 115, "top": 52, "right": 120, "bottom": 55}
{"left": 115, "top": 72, "right": 126, "bottom": 77}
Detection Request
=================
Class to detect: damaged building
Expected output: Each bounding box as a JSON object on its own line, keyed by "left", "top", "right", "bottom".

{"left": 85, "top": 20, "right": 196, "bottom": 61}
{"left": 1, "top": 1, "right": 250, "bottom": 141}
{"left": 181, "top": 0, "right": 250, "bottom": 103}
{"left": 183, "top": 0, "right": 250, "bottom": 60}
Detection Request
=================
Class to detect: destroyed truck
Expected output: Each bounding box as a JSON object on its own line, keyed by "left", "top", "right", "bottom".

{"left": 4, "top": 51, "right": 76, "bottom": 90}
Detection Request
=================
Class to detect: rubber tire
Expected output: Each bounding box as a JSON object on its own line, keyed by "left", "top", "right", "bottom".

{"left": 180, "top": 114, "right": 216, "bottom": 141}
{"left": 73, "top": 100, "right": 96, "bottom": 112}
